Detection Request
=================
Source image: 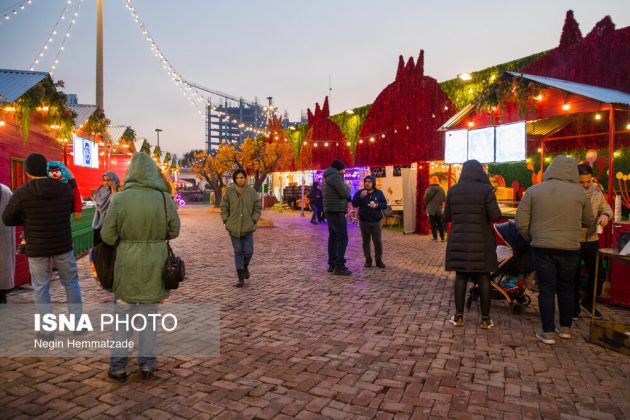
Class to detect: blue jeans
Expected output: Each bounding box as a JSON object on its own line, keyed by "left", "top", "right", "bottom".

{"left": 326, "top": 212, "right": 348, "bottom": 269}
{"left": 28, "top": 250, "right": 82, "bottom": 317}
{"left": 230, "top": 233, "right": 253, "bottom": 270}
{"left": 531, "top": 249, "right": 579, "bottom": 332}
{"left": 109, "top": 300, "right": 158, "bottom": 374}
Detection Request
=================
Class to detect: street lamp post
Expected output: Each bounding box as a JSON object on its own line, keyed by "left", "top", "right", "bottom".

{"left": 155, "top": 128, "right": 163, "bottom": 148}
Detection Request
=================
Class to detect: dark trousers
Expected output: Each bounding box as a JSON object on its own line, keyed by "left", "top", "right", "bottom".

{"left": 326, "top": 212, "right": 348, "bottom": 269}
{"left": 428, "top": 213, "right": 445, "bottom": 240}
{"left": 532, "top": 249, "right": 579, "bottom": 332}
{"left": 230, "top": 233, "right": 254, "bottom": 270}
{"left": 359, "top": 220, "right": 382, "bottom": 262}
{"left": 454, "top": 273, "right": 490, "bottom": 317}
{"left": 574, "top": 240, "right": 600, "bottom": 310}
{"left": 311, "top": 204, "right": 322, "bottom": 223}
{"left": 93, "top": 227, "right": 102, "bottom": 247}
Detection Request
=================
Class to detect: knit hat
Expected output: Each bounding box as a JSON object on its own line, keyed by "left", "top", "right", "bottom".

{"left": 25, "top": 153, "right": 48, "bottom": 177}
{"left": 331, "top": 160, "right": 345, "bottom": 171}
{"left": 430, "top": 176, "right": 440, "bottom": 185}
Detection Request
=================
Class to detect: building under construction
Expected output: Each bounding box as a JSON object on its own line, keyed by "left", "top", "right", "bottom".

{"left": 206, "top": 99, "right": 266, "bottom": 152}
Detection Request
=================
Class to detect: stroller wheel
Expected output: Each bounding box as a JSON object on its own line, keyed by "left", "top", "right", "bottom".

{"left": 518, "top": 295, "right": 532, "bottom": 306}
{"left": 512, "top": 303, "right": 524, "bottom": 314}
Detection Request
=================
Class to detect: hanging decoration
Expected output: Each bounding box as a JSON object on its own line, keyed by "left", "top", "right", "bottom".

{"left": 298, "top": 97, "right": 352, "bottom": 170}
{"left": 49, "top": 0, "right": 84, "bottom": 76}
{"left": 0, "top": 0, "right": 34, "bottom": 27}
{"left": 29, "top": 0, "right": 75, "bottom": 71}
{"left": 355, "top": 50, "right": 455, "bottom": 167}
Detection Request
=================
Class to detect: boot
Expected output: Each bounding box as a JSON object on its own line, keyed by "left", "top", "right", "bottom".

{"left": 235, "top": 269, "right": 245, "bottom": 288}
{"left": 364, "top": 259, "right": 372, "bottom": 268}
{"left": 243, "top": 266, "right": 250, "bottom": 279}
{"left": 375, "top": 259, "right": 386, "bottom": 268}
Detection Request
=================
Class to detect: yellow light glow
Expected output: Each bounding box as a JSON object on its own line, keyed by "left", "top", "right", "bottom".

{"left": 346, "top": 142, "right": 350, "bottom": 146}
{"left": 359, "top": 139, "right": 364, "bottom": 144}
{"left": 562, "top": 103, "right": 570, "bottom": 111}
{"left": 324, "top": 142, "right": 329, "bottom": 147}
{"left": 537, "top": 148, "right": 542, "bottom": 153}
{"left": 0, "top": 121, "right": 5, "bottom": 127}
{"left": 345, "top": 109, "right": 354, "bottom": 115}
{"left": 468, "top": 121, "right": 474, "bottom": 128}
{"left": 314, "top": 143, "right": 318, "bottom": 147}
{"left": 458, "top": 73, "right": 472, "bottom": 81}
{"left": 595, "top": 113, "right": 602, "bottom": 120}
{"left": 535, "top": 94, "right": 543, "bottom": 101}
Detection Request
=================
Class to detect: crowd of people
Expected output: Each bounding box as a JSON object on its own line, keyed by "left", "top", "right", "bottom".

{"left": 0, "top": 151, "right": 614, "bottom": 383}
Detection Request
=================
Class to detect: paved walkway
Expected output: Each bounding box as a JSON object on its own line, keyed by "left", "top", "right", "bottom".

{"left": 1, "top": 205, "right": 629, "bottom": 419}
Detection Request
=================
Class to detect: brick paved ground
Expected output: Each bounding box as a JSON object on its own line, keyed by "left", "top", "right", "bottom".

{"left": 1, "top": 204, "right": 629, "bottom": 419}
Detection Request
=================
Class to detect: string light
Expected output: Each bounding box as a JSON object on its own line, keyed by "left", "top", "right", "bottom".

{"left": 0, "top": 0, "right": 33, "bottom": 26}
{"left": 30, "top": 1, "right": 73, "bottom": 70}
{"left": 124, "top": 0, "right": 269, "bottom": 136}
{"left": 49, "top": 0, "right": 83, "bottom": 76}
{"left": 562, "top": 103, "right": 570, "bottom": 111}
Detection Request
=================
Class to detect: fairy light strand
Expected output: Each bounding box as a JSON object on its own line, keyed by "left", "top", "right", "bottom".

{"left": 0, "top": 0, "right": 33, "bottom": 25}
{"left": 30, "top": 0, "right": 73, "bottom": 70}
{"left": 49, "top": 0, "right": 84, "bottom": 76}
{"left": 123, "top": 0, "right": 270, "bottom": 136}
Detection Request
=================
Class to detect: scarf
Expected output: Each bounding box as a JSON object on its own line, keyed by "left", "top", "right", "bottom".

{"left": 92, "top": 172, "right": 120, "bottom": 229}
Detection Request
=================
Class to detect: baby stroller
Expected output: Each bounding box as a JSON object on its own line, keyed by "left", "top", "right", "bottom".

{"left": 466, "top": 222, "right": 535, "bottom": 314}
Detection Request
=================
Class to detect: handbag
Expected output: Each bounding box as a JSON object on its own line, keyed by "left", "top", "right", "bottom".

{"left": 89, "top": 241, "right": 117, "bottom": 291}
{"left": 161, "top": 192, "right": 185, "bottom": 289}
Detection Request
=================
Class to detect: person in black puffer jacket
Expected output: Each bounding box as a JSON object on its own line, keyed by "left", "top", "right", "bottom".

{"left": 352, "top": 175, "right": 387, "bottom": 268}
{"left": 444, "top": 159, "right": 501, "bottom": 330}
{"left": 2, "top": 153, "right": 82, "bottom": 327}
{"left": 322, "top": 160, "right": 352, "bottom": 275}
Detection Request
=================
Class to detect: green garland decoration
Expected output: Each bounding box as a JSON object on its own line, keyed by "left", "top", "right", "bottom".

{"left": 283, "top": 124, "right": 309, "bottom": 167}
{"left": 438, "top": 52, "right": 547, "bottom": 110}
{"left": 84, "top": 108, "right": 110, "bottom": 139}
{"left": 152, "top": 145, "right": 162, "bottom": 160}
{"left": 139, "top": 139, "right": 152, "bottom": 154}
{"left": 330, "top": 104, "right": 371, "bottom": 160}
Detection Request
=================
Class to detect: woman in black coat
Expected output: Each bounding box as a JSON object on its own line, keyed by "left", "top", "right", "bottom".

{"left": 444, "top": 160, "right": 502, "bottom": 329}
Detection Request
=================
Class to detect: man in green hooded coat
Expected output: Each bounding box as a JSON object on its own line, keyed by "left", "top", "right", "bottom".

{"left": 101, "top": 152, "right": 180, "bottom": 381}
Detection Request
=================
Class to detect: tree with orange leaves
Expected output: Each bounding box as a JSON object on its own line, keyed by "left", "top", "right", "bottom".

{"left": 240, "top": 135, "right": 293, "bottom": 192}
{"left": 191, "top": 145, "right": 238, "bottom": 207}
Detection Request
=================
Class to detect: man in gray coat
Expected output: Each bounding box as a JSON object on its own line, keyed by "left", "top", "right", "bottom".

{"left": 516, "top": 156, "right": 594, "bottom": 345}
{"left": 322, "top": 160, "right": 352, "bottom": 275}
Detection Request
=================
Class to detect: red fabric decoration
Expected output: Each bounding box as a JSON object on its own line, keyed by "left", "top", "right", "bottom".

{"left": 355, "top": 50, "right": 455, "bottom": 167}
{"left": 524, "top": 13, "right": 630, "bottom": 94}
{"left": 559, "top": 10, "right": 583, "bottom": 50}
{"left": 298, "top": 97, "right": 352, "bottom": 170}
{"left": 415, "top": 162, "right": 430, "bottom": 234}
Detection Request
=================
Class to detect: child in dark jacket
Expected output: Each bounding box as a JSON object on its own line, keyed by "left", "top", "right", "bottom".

{"left": 352, "top": 175, "right": 388, "bottom": 268}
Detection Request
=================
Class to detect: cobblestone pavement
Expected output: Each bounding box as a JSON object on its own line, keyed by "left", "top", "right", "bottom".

{"left": 2, "top": 205, "right": 629, "bottom": 419}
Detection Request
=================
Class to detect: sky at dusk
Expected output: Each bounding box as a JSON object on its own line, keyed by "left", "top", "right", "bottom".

{"left": 1, "top": 0, "right": 629, "bottom": 157}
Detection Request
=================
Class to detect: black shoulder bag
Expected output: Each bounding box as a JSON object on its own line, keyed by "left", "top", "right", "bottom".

{"left": 161, "top": 192, "right": 185, "bottom": 289}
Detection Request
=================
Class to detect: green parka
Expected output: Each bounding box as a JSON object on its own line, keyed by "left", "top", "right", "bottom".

{"left": 101, "top": 153, "right": 181, "bottom": 303}
{"left": 220, "top": 184, "right": 261, "bottom": 238}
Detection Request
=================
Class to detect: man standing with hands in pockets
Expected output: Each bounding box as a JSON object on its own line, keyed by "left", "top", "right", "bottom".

{"left": 352, "top": 175, "right": 388, "bottom": 268}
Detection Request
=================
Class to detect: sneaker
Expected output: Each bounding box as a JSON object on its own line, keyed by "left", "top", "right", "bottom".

{"left": 364, "top": 260, "right": 372, "bottom": 268}
{"left": 481, "top": 318, "right": 494, "bottom": 330}
{"left": 449, "top": 315, "right": 463, "bottom": 327}
{"left": 581, "top": 304, "right": 602, "bottom": 319}
{"left": 333, "top": 268, "right": 352, "bottom": 276}
{"left": 572, "top": 309, "right": 580, "bottom": 321}
{"left": 536, "top": 330, "right": 557, "bottom": 345}
{"left": 556, "top": 326, "right": 571, "bottom": 339}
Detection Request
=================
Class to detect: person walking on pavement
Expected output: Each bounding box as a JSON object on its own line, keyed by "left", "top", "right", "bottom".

{"left": 444, "top": 160, "right": 502, "bottom": 330}
{"left": 424, "top": 176, "right": 446, "bottom": 241}
{"left": 573, "top": 164, "right": 612, "bottom": 320}
{"left": 92, "top": 171, "right": 121, "bottom": 246}
{"left": 516, "top": 156, "right": 594, "bottom": 344}
{"left": 323, "top": 160, "right": 352, "bottom": 275}
{"left": 308, "top": 182, "right": 323, "bottom": 224}
{"left": 0, "top": 183, "right": 15, "bottom": 304}
{"left": 2, "top": 153, "right": 83, "bottom": 330}
{"left": 101, "top": 152, "right": 180, "bottom": 381}
{"left": 352, "top": 175, "right": 387, "bottom": 268}
{"left": 221, "top": 169, "right": 261, "bottom": 288}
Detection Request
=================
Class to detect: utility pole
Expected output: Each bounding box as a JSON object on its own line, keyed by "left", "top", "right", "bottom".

{"left": 96, "top": 0, "right": 104, "bottom": 109}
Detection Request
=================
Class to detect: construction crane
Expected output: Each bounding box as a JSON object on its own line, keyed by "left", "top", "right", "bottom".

{"left": 186, "top": 82, "right": 258, "bottom": 108}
